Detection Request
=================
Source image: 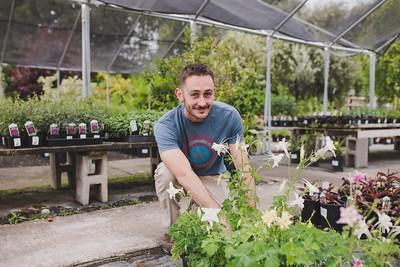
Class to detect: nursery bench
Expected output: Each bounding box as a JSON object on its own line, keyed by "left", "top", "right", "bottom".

{"left": 292, "top": 125, "right": 400, "bottom": 168}
{"left": 0, "top": 142, "right": 160, "bottom": 205}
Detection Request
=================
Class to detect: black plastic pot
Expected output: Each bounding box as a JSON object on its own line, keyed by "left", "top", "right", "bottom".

{"left": 26, "top": 134, "right": 45, "bottom": 147}
{"left": 320, "top": 202, "right": 345, "bottom": 232}
{"left": 331, "top": 157, "right": 344, "bottom": 172}
{"left": 3, "top": 136, "right": 24, "bottom": 149}
{"left": 301, "top": 199, "right": 321, "bottom": 226}
{"left": 46, "top": 134, "right": 102, "bottom": 146}
{"left": 290, "top": 151, "right": 300, "bottom": 164}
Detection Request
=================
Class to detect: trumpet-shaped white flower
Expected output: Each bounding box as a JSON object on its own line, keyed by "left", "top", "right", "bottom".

{"left": 166, "top": 181, "right": 183, "bottom": 201}
{"left": 354, "top": 219, "right": 372, "bottom": 240}
{"left": 302, "top": 179, "right": 320, "bottom": 195}
{"left": 276, "top": 138, "right": 290, "bottom": 158}
{"left": 287, "top": 192, "right": 304, "bottom": 210}
{"left": 322, "top": 181, "right": 330, "bottom": 190}
{"left": 300, "top": 144, "right": 305, "bottom": 161}
{"left": 315, "top": 136, "right": 336, "bottom": 158}
{"left": 266, "top": 151, "right": 284, "bottom": 168}
{"left": 234, "top": 135, "right": 249, "bottom": 153}
{"left": 337, "top": 205, "right": 362, "bottom": 227}
{"left": 201, "top": 208, "right": 220, "bottom": 227}
{"left": 276, "top": 211, "right": 293, "bottom": 229}
{"left": 374, "top": 212, "right": 393, "bottom": 234}
{"left": 388, "top": 226, "right": 400, "bottom": 239}
{"left": 278, "top": 179, "right": 288, "bottom": 193}
{"left": 262, "top": 208, "right": 278, "bottom": 227}
{"left": 212, "top": 142, "right": 229, "bottom": 156}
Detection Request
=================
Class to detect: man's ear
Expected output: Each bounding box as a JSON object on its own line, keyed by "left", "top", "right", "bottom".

{"left": 175, "top": 88, "right": 184, "bottom": 102}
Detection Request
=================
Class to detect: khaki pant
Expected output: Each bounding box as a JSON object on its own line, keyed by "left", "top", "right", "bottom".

{"left": 154, "top": 162, "right": 229, "bottom": 231}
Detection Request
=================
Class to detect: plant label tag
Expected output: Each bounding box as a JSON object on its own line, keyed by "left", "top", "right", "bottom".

{"left": 13, "top": 138, "right": 21, "bottom": 147}
{"left": 32, "top": 136, "right": 39, "bottom": 146}
{"left": 67, "top": 136, "right": 73, "bottom": 140}
{"left": 320, "top": 207, "right": 327, "bottom": 219}
{"left": 2, "top": 136, "right": 5, "bottom": 145}
{"left": 94, "top": 134, "right": 100, "bottom": 139}
{"left": 130, "top": 120, "right": 138, "bottom": 133}
{"left": 291, "top": 154, "right": 297, "bottom": 159}
{"left": 141, "top": 148, "right": 148, "bottom": 154}
{"left": 80, "top": 134, "right": 86, "bottom": 139}
{"left": 332, "top": 160, "right": 339, "bottom": 166}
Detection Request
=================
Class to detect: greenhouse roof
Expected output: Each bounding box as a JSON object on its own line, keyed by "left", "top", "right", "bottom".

{"left": 0, "top": 0, "right": 399, "bottom": 73}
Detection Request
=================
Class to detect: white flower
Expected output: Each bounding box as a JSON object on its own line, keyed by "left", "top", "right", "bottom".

{"left": 262, "top": 208, "right": 278, "bottom": 227}
{"left": 287, "top": 192, "right": 304, "bottom": 210}
{"left": 354, "top": 219, "right": 372, "bottom": 240}
{"left": 315, "top": 136, "right": 336, "bottom": 158}
{"left": 266, "top": 151, "right": 284, "bottom": 168}
{"left": 322, "top": 181, "right": 330, "bottom": 190}
{"left": 300, "top": 144, "right": 305, "bottom": 161}
{"left": 388, "top": 226, "right": 400, "bottom": 239}
{"left": 279, "top": 179, "right": 288, "bottom": 193}
{"left": 276, "top": 211, "right": 293, "bottom": 229}
{"left": 336, "top": 206, "right": 362, "bottom": 227}
{"left": 374, "top": 212, "right": 393, "bottom": 234}
{"left": 234, "top": 135, "right": 249, "bottom": 153}
{"left": 302, "top": 179, "right": 320, "bottom": 195}
{"left": 276, "top": 138, "right": 290, "bottom": 159}
{"left": 201, "top": 208, "right": 220, "bottom": 226}
{"left": 166, "top": 181, "right": 183, "bottom": 201}
{"left": 212, "top": 142, "right": 229, "bottom": 156}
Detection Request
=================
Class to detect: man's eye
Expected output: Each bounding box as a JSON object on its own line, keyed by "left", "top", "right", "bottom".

{"left": 191, "top": 94, "right": 199, "bottom": 97}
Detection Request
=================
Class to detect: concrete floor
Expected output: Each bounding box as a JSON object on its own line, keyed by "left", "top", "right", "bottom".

{"left": 0, "top": 145, "right": 399, "bottom": 267}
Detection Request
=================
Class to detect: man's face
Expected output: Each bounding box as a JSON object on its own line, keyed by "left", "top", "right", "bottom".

{"left": 176, "top": 75, "right": 215, "bottom": 122}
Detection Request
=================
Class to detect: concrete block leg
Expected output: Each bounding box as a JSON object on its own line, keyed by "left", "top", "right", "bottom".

{"left": 345, "top": 137, "right": 368, "bottom": 168}
{"left": 394, "top": 137, "right": 400, "bottom": 150}
{"left": 49, "top": 152, "right": 76, "bottom": 189}
{"left": 75, "top": 152, "right": 108, "bottom": 205}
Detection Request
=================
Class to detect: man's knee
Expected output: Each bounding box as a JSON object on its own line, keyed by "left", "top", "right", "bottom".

{"left": 154, "top": 162, "right": 175, "bottom": 191}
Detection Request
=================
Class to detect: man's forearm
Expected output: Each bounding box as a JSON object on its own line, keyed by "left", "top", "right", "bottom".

{"left": 176, "top": 170, "right": 220, "bottom": 208}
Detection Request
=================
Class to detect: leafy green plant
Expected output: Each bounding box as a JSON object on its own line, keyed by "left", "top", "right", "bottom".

{"left": 169, "top": 137, "right": 400, "bottom": 266}
{"left": 7, "top": 212, "right": 27, "bottom": 224}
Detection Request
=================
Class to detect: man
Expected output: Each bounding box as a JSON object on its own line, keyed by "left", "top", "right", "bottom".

{"left": 154, "top": 63, "right": 256, "bottom": 248}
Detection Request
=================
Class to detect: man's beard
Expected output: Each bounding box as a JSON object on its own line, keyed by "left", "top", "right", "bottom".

{"left": 182, "top": 99, "right": 211, "bottom": 122}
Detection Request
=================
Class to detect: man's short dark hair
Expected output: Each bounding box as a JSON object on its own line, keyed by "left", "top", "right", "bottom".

{"left": 179, "top": 63, "right": 215, "bottom": 87}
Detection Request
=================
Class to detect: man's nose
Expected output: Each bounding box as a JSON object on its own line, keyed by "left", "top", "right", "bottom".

{"left": 198, "top": 96, "right": 207, "bottom": 106}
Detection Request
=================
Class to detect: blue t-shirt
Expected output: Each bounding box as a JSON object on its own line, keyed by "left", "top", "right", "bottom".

{"left": 154, "top": 101, "right": 244, "bottom": 176}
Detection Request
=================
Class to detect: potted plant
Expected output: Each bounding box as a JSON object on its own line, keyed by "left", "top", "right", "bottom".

{"left": 331, "top": 140, "right": 345, "bottom": 172}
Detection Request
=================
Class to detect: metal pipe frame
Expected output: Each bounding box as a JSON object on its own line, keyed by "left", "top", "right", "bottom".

{"left": 161, "top": 0, "right": 210, "bottom": 59}
{"left": 328, "top": 0, "right": 388, "bottom": 48}
{"left": 322, "top": 48, "right": 330, "bottom": 115}
{"left": 369, "top": 52, "right": 377, "bottom": 108}
{"left": 0, "top": 0, "right": 15, "bottom": 63}
{"left": 0, "top": 0, "right": 15, "bottom": 98}
{"left": 57, "top": 10, "right": 81, "bottom": 68}
{"left": 264, "top": 36, "right": 273, "bottom": 151}
{"left": 81, "top": 1, "right": 91, "bottom": 97}
{"left": 271, "top": 0, "right": 309, "bottom": 36}
{"left": 106, "top": 14, "right": 142, "bottom": 71}
{"left": 376, "top": 33, "right": 399, "bottom": 53}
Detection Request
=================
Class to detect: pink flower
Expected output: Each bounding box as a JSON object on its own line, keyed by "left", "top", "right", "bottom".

{"left": 352, "top": 257, "right": 364, "bottom": 267}
{"left": 337, "top": 206, "right": 362, "bottom": 227}
{"left": 352, "top": 171, "right": 366, "bottom": 184}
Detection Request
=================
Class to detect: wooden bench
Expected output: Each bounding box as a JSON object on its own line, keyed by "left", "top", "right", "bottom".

{"left": 0, "top": 142, "right": 160, "bottom": 205}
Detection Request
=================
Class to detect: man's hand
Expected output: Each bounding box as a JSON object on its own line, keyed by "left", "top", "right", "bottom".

{"left": 229, "top": 141, "right": 257, "bottom": 208}
{"left": 160, "top": 149, "right": 220, "bottom": 208}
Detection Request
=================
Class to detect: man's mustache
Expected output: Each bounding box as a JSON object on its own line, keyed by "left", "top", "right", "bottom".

{"left": 193, "top": 105, "right": 210, "bottom": 110}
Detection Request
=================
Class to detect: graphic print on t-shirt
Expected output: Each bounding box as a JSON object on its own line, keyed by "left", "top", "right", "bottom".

{"left": 187, "top": 136, "right": 216, "bottom": 169}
